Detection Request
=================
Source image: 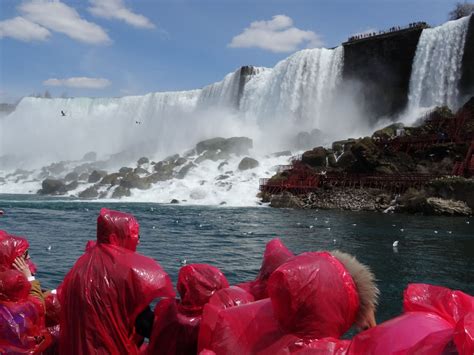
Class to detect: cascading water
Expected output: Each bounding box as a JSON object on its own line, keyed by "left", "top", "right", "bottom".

{"left": 408, "top": 15, "right": 471, "bottom": 111}
{"left": 240, "top": 47, "right": 344, "bottom": 129}
{"left": 0, "top": 46, "right": 346, "bottom": 204}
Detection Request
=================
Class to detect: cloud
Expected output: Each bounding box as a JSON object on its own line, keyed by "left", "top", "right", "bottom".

{"left": 19, "top": 0, "right": 111, "bottom": 45}
{"left": 88, "top": 0, "right": 155, "bottom": 29}
{"left": 229, "top": 15, "right": 323, "bottom": 53}
{"left": 43, "top": 77, "right": 111, "bottom": 89}
{"left": 0, "top": 16, "right": 51, "bottom": 42}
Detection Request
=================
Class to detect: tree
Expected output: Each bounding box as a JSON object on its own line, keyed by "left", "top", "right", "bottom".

{"left": 449, "top": 1, "right": 474, "bottom": 20}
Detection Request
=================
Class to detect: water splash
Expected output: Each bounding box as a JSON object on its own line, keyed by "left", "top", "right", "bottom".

{"left": 408, "top": 16, "right": 471, "bottom": 111}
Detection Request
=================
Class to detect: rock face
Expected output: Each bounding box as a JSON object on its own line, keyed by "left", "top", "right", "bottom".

{"left": 429, "top": 177, "right": 474, "bottom": 208}
{"left": 238, "top": 157, "right": 259, "bottom": 171}
{"left": 64, "top": 171, "right": 79, "bottom": 182}
{"left": 78, "top": 186, "right": 99, "bottom": 199}
{"left": 460, "top": 15, "right": 474, "bottom": 100}
{"left": 88, "top": 170, "right": 107, "bottom": 183}
{"left": 137, "top": 157, "right": 149, "bottom": 165}
{"left": 270, "top": 192, "right": 304, "bottom": 208}
{"left": 112, "top": 186, "right": 131, "bottom": 198}
{"left": 301, "top": 147, "right": 327, "bottom": 168}
{"left": 82, "top": 152, "right": 97, "bottom": 161}
{"left": 425, "top": 197, "right": 472, "bottom": 216}
{"left": 343, "top": 26, "right": 424, "bottom": 119}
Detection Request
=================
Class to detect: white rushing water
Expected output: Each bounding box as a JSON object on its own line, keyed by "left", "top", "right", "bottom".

{"left": 408, "top": 15, "right": 471, "bottom": 111}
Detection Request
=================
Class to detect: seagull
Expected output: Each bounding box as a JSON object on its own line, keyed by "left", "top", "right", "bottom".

{"left": 47, "top": 245, "right": 52, "bottom": 251}
{"left": 326, "top": 227, "right": 331, "bottom": 231}
{"left": 400, "top": 228, "right": 404, "bottom": 232}
{"left": 393, "top": 240, "right": 399, "bottom": 247}
{"left": 467, "top": 221, "right": 470, "bottom": 224}
{"left": 199, "top": 224, "right": 203, "bottom": 228}
{"left": 150, "top": 207, "right": 154, "bottom": 212}
{"left": 333, "top": 239, "right": 337, "bottom": 244}
{"left": 447, "top": 231, "right": 452, "bottom": 234}
{"left": 325, "top": 220, "right": 329, "bottom": 224}
{"left": 434, "top": 230, "right": 438, "bottom": 234}
{"left": 152, "top": 226, "right": 156, "bottom": 229}
{"left": 352, "top": 223, "right": 357, "bottom": 226}
{"left": 309, "top": 225, "right": 314, "bottom": 229}
{"left": 392, "top": 224, "right": 396, "bottom": 227}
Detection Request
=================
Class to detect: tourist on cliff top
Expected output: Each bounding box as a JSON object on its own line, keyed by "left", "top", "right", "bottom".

{"left": 58, "top": 208, "right": 175, "bottom": 354}
{"left": 0, "top": 230, "right": 51, "bottom": 353}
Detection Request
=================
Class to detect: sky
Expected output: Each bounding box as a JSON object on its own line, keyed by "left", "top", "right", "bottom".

{"left": 0, "top": 0, "right": 463, "bottom": 103}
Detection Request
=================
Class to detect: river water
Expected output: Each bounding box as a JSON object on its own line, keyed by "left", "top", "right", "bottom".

{"left": 0, "top": 194, "right": 472, "bottom": 325}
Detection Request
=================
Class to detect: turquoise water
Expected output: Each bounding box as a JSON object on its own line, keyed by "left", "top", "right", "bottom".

{"left": 0, "top": 193, "right": 472, "bottom": 324}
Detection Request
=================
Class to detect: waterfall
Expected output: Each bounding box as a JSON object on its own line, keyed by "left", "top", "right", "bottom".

{"left": 0, "top": 47, "right": 344, "bottom": 165}
{"left": 240, "top": 46, "right": 344, "bottom": 128}
{"left": 408, "top": 15, "right": 471, "bottom": 110}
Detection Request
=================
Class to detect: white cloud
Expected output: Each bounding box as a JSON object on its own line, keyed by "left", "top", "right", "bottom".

{"left": 43, "top": 77, "right": 111, "bottom": 89}
{"left": 88, "top": 0, "right": 155, "bottom": 29}
{"left": 229, "top": 15, "right": 323, "bottom": 53}
{"left": 19, "top": 0, "right": 111, "bottom": 45}
{"left": 0, "top": 16, "right": 51, "bottom": 42}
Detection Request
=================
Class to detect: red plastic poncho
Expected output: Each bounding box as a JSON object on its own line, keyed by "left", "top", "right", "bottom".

{"left": 0, "top": 231, "right": 50, "bottom": 354}
{"left": 237, "top": 238, "right": 294, "bottom": 300}
{"left": 59, "top": 208, "right": 175, "bottom": 355}
{"left": 147, "top": 264, "right": 229, "bottom": 355}
{"left": 348, "top": 283, "right": 474, "bottom": 355}
{"left": 198, "top": 286, "right": 255, "bottom": 352}
{"left": 203, "top": 252, "right": 359, "bottom": 354}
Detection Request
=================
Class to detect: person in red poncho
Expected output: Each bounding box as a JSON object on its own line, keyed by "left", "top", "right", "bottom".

{"left": 59, "top": 208, "right": 175, "bottom": 355}
{"left": 147, "top": 263, "right": 229, "bottom": 355}
{"left": 0, "top": 230, "right": 50, "bottom": 353}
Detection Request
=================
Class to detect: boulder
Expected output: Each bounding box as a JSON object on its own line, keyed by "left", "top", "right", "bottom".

{"left": 65, "top": 180, "right": 79, "bottom": 191}
{"left": 429, "top": 177, "right": 474, "bottom": 208}
{"left": 425, "top": 197, "right": 472, "bottom": 216}
{"left": 372, "top": 123, "right": 405, "bottom": 139}
{"left": 38, "top": 179, "right": 67, "bottom": 195}
{"left": 120, "top": 173, "right": 151, "bottom": 190}
{"left": 82, "top": 152, "right": 97, "bottom": 161}
{"left": 78, "top": 172, "right": 90, "bottom": 181}
{"left": 218, "top": 161, "right": 228, "bottom": 170}
{"left": 119, "top": 167, "right": 134, "bottom": 175}
{"left": 270, "top": 191, "right": 304, "bottom": 208}
{"left": 64, "top": 171, "right": 79, "bottom": 182}
{"left": 100, "top": 173, "right": 122, "bottom": 186}
{"left": 350, "top": 137, "right": 381, "bottom": 172}
{"left": 175, "top": 157, "right": 187, "bottom": 166}
{"left": 134, "top": 167, "right": 149, "bottom": 175}
{"left": 78, "top": 186, "right": 99, "bottom": 199}
{"left": 170, "top": 199, "right": 179, "bottom": 204}
{"left": 46, "top": 162, "right": 66, "bottom": 176}
{"left": 137, "top": 157, "right": 149, "bottom": 166}
{"left": 176, "top": 163, "right": 196, "bottom": 179}
{"left": 195, "top": 137, "right": 252, "bottom": 155}
{"left": 301, "top": 147, "right": 327, "bottom": 168}
{"left": 112, "top": 186, "right": 131, "bottom": 199}
{"left": 88, "top": 170, "right": 107, "bottom": 183}
{"left": 238, "top": 157, "right": 259, "bottom": 171}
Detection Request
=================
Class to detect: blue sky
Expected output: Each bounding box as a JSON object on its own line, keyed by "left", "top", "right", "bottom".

{"left": 0, "top": 0, "right": 462, "bottom": 103}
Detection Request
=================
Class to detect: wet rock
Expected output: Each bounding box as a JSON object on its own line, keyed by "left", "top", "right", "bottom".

{"left": 170, "top": 199, "right": 179, "bottom": 204}
{"left": 238, "top": 157, "right": 259, "bottom": 171}
{"left": 78, "top": 172, "right": 90, "bottom": 181}
{"left": 119, "top": 167, "right": 134, "bottom": 175}
{"left": 38, "top": 179, "right": 67, "bottom": 195}
{"left": 425, "top": 197, "right": 472, "bottom": 216}
{"left": 175, "top": 157, "right": 187, "bottom": 166}
{"left": 82, "top": 152, "right": 97, "bottom": 161}
{"left": 137, "top": 157, "right": 149, "bottom": 166}
{"left": 120, "top": 173, "right": 151, "bottom": 190}
{"left": 372, "top": 123, "right": 405, "bottom": 139}
{"left": 100, "top": 173, "right": 122, "bottom": 186}
{"left": 164, "top": 154, "right": 180, "bottom": 163}
{"left": 350, "top": 137, "right": 381, "bottom": 172}
{"left": 153, "top": 161, "right": 175, "bottom": 178}
{"left": 64, "top": 171, "right": 79, "bottom": 182}
{"left": 65, "top": 180, "right": 79, "bottom": 191}
{"left": 176, "top": 163, "right": 196, "bottom": 179}
{"left": 270, "top": 191, "right": 304, "bottom": 208}
{"left": 301, "top": 147, "right": 327, "bottom": 168}
{"left": 430, "top": 177, "right": 474, "bottom": 208}
{"left": 88, "top": 170, "right": 107, "bottom": 183}
{"left": 195, "top": 137, "right": 252, "bottom": 155}
{"left": 46, "top": 162, "right": 66, "bottom": 176}
{"left": 218, "top": 161, "right": 228, "bottom": 170}
{"left": 112, "top": 186, "right": 131, "bottom": 199}
{"left": 134, "top": 167, "right": 149, "bottom": 175}
{"left": 78, "top": 186, "right": 99, "bottom": 199}
{"left": 216, "top": 175, "right": 230, "bottom": 180}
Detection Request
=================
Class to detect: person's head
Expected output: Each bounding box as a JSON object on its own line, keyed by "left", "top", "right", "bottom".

{"left": 0, "top": 230, "right": 36, "bottom": 275}
{"left": 96, "top": 208, "right": 140, "bottom": 251}
{"left": 267, "top": 251, "right": 379, "bottom": 339}
{"left": 177, "top": 264, "right": 229, "bottom": 315}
